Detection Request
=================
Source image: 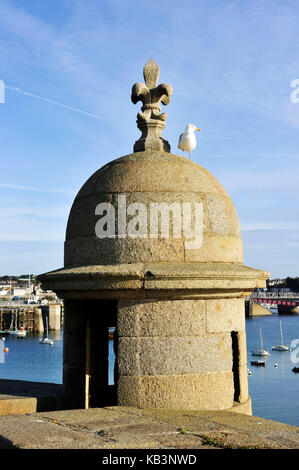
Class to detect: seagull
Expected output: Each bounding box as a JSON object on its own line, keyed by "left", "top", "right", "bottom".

{"left": 178, "top": 124, "right": 200, "bottom": 160}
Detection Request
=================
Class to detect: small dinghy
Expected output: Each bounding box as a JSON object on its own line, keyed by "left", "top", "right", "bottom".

{"left": 250, "top": 360, "right": 266, "bottom": 367}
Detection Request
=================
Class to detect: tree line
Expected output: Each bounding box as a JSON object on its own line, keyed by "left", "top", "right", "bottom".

{"left": 267, "top": 277, "right": 299, "bottom": 292}
{"left": 0, "top": 275, "right": 37, "bottom": 283}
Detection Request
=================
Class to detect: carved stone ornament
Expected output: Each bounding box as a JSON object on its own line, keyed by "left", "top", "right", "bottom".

{"left": 131, "top": 59, "right": 173, "bottom": 153}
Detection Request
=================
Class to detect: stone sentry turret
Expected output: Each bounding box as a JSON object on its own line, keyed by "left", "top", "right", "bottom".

{"left": 39, "top": 60, "right": 269, "bottom": 413}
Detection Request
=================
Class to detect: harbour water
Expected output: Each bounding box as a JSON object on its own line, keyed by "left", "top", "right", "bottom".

{"left": 0, "top": 330, "right": 63, "bottom": 384}
{"left": 0, "top": 329, "right": 115, "bottom": 386}
{"left": 0, "top": 312, "right": 298, "bottom": 427}
{"left": 246, "top": 310, "right": 299, "bottom": 427}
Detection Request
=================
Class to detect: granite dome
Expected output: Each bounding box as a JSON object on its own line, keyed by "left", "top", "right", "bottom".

{"left": 64, "top": 151, "right": 243, "bottom": 267}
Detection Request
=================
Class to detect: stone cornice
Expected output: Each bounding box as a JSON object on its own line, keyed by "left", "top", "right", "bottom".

{"left": 38, "top": 262, "right": 269, "bottom": 300}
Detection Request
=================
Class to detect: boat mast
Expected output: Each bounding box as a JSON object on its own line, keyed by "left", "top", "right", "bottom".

{"left": 260, "top": 328, "right": 264, "bottom": 350}
{"left": 280, "top": 320, "right": 284, "bottom": 345}
{"left": 9, "top": 312, "right": 14, "bottom": 331}
{"left": 28, "top": 273, "right": 31, "bottom": 302}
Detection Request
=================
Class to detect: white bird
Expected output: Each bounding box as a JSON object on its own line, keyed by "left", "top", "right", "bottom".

{"left": 178, "top": 124, "right": 200, "bottom": 160}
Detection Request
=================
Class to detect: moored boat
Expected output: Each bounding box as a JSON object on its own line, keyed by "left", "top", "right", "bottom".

{"left": 251, "top": 328, "right": 270, "bottom": 357}
{"left": 17, "top": 327, "right": 26, "bottom": 338}
{"left": 39, "top": 317, "right": 54, "bottom": 345}
{"left": 272, "top": 321, "right": 290, "bottom": 351}
{"left": 250, "top": 360, "right": 266, "bottom": 367}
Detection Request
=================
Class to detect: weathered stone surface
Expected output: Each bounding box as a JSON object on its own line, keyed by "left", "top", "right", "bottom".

{"left": 3, "top": 403, "right": 299, "bottom": 449}
{"left": 184, "top": 234, "right": 243, "bottom": 263}
{"left": 62, "top": 151, "right": 244, "bottom": 267}
{"left": 232, "top": 397, "right": 252, "bottom": 415}
{"left": 117, "top": 334, "right": 232, "bottom": 376}
{"left": 118, "top": 372, "right": 235, "bottom": 410}
{"left": 206, "top": 299, "right": 245, "bottom": 333}
{"left": 0, "top": 379, "right": 64, "bottom": 416}
{"left": 205, "top": 193, "right": 241, "bottom": 236}
{"left": 131, "top": 60, "right": 173, "bottom": 152}
{"left": 235, "top": 329, "right": 248, "bottom": 367}
{"left": 117, "top": 299, "right": 206, "bottom": 337}
{"left": 40, "top": 262, "right": 269, "bottom": 298}
{"left": 49, "top": 304, "right": 61, "bottom": 330}
{"left": 65, "top": 235, "right": 186, "bottom": 266}
{"left": 33, "top": 307, "right": 44, "bottom": 332}
{"left": 0, "top": 397, "right": 37, "bottom": 416}
{"left": 74, "top": 151, "right": 230, "bottom": 195}
{"left": 238, "top": 364, "right": 249, "bottom": 404}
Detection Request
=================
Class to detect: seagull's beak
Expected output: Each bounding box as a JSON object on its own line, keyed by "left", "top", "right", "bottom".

{"left": 196, "top": 128, "right": 200, "bottom": 131}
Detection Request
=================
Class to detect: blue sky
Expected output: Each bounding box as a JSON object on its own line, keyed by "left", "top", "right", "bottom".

{"left": 0, "top": 0, "right": 299, "bottom": 278}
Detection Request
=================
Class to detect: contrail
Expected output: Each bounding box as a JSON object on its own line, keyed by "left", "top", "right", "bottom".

{"left": 0, "top": 183, "right": 75, "bottom": 195}
{"left": 5, "top": 85, "right": 101, "bottom": 120}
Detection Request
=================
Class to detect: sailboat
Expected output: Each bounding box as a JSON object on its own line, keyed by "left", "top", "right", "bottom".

{"left": 9, "top": 313, "right": 26, "bottom": 337}
{"left": 251, "top": 327, "right": 270, "bottom": 357}
{"left": 272, "top": 321, "right": 290, "bottom": 351}
{"left": 8, "top": 313, "right": 18, "bottom": 335}
{"left": 39, "top": 317, "right": 54, "bottom": 345}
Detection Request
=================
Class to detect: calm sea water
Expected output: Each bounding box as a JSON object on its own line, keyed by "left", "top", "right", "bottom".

{"left": 0, "top": 329, "right": 115, "bottom": 386}
{"left": 246, "top": 311, "right": 299, "bottom": 427}
{"left": 0, "top": 330, "right": 64, "bottom": 384}
{"left": 0, "top": 313, "right": 299, "bottom": 427}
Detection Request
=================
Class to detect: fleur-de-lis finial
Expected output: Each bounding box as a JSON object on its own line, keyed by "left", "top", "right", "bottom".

{"left": 131, "top": 59, "right": 173, "bottom": 153}
{"left": 143, "top": 58, "right": 160, "bottom": 88}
